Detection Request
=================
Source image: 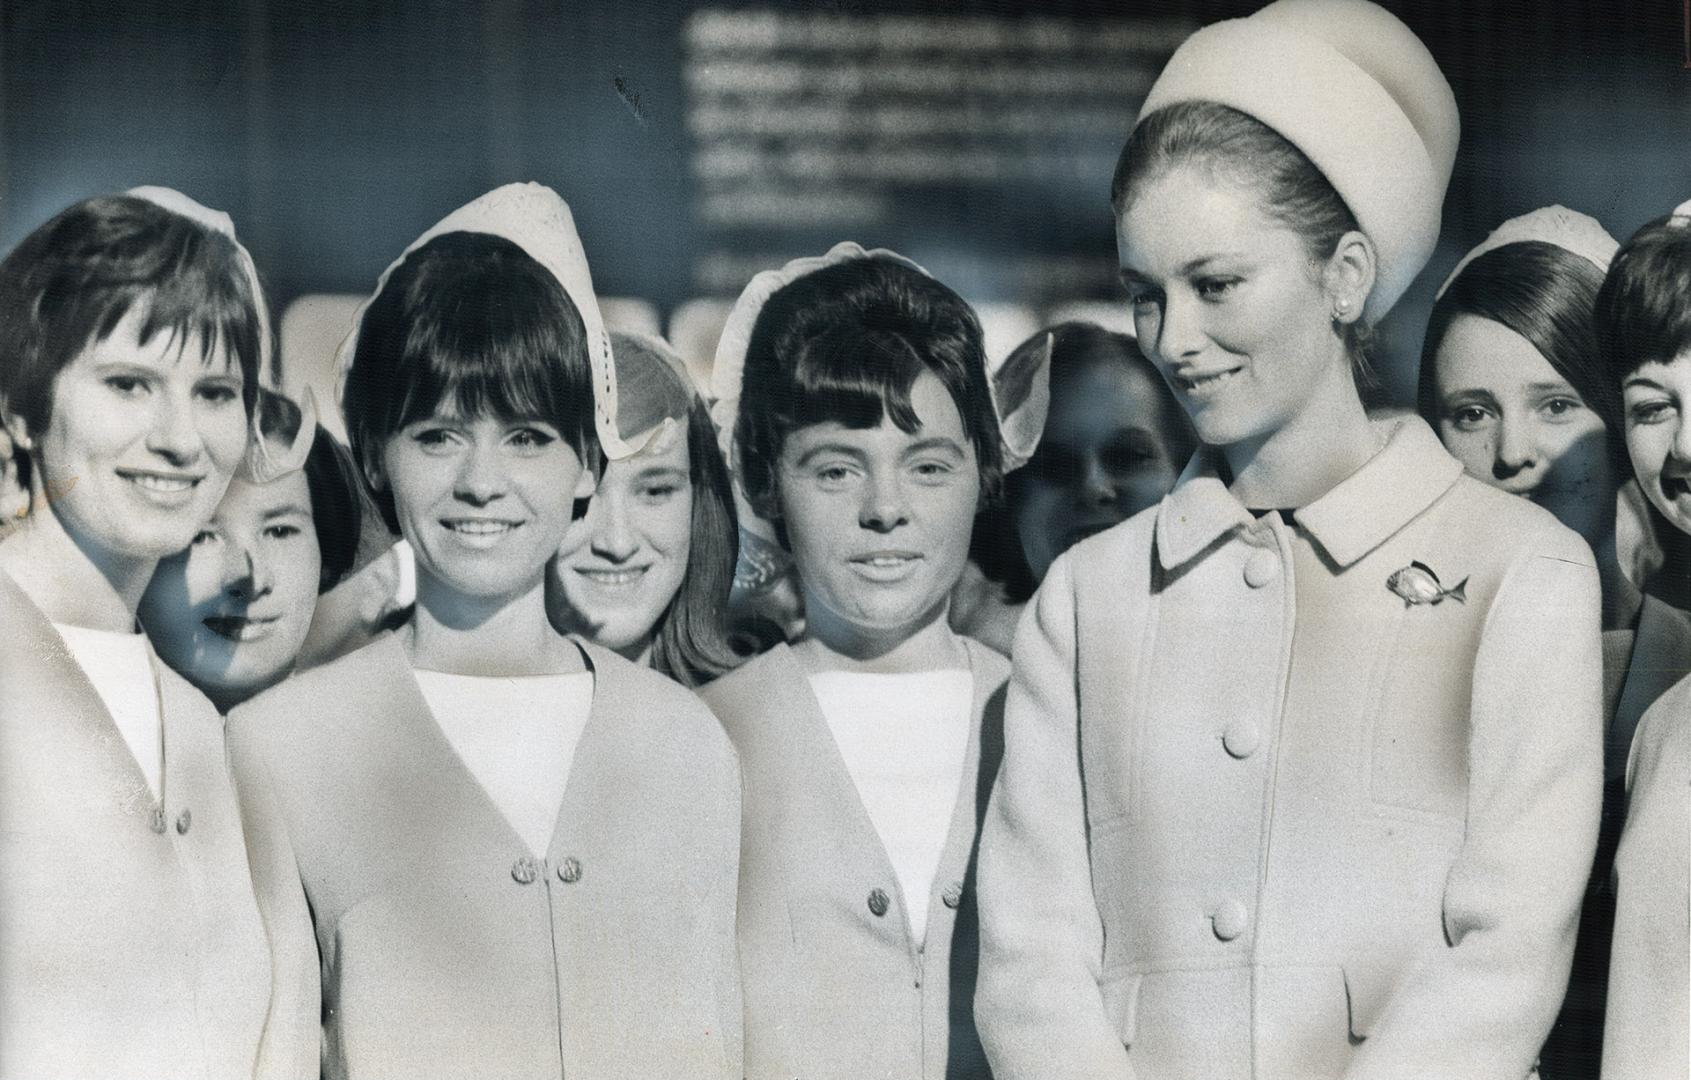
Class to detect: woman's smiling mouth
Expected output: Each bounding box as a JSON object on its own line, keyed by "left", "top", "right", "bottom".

{"left": 202, "top": 613, "right": 280, "bottom": 642}
{"left": 117, "top": 468, "right": 203, "bottom": 501}
{"left": 1173, "top": 367, "right": 1243, "bottom": 393}
{"left": 574, "top": 565, "right": 650, "bottom": 587}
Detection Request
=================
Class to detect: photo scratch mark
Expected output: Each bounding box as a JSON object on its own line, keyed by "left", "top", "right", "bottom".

{"left": 613, "top": 74, "right": 648, "bottom": 127}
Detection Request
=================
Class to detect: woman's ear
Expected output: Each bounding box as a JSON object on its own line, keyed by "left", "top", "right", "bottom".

{"left": 1323, "top": 229, "right": 1377, "bottom": 326}
{"left": 360, "top": 443, "right": 387, "bottom": 496}
{"left": 0, "top": 399, "right": 34, "bottom": 456}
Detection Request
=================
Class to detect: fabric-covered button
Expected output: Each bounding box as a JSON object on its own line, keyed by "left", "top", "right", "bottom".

{"left": 1222, "top": 721, "right": 1261, "bottom": 760}
{"left": 556, "top": 856, "right": 583, "bottom": 884}
{"left": 1211, "top": 899, "right": 1248, "bottom": 941}
{"left": 149, "top": 806, "right": 168, "bottom": 835}
{"left": 942, "top": 882, "right": 964, "bottom": 910}
{"left": 175, "top": 809, "right": 192, "bottom": 835}
{"left": 1243, "top": 549, "right": 1279, "bottom": 588}
{"left": 867, "top": 888, "right": 890, "bottom": 917}
{"left": 511, "top": 856, "right": 540, "bottom": 885}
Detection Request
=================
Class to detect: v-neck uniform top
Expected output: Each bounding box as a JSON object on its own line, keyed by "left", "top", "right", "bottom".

{"left": 809, "top": 668, "right": 974, "bottom": 940}
{"left": 701, "top": 639, "right": 1009, "bottom": 1080}
{"left": 414, "top": 670, "right": 594, "bottom": 857}
{"left": 52, "top": 622, "right": 161, "bottom": 798}
{"left": 975, "top": 417, "right": 1604, "bottom": 1080}
{"left": 0, "top": 570, "right": 319, "bottom": 1080}
{"left": 228, "top": 633, "right": 743, "bottom": 1080}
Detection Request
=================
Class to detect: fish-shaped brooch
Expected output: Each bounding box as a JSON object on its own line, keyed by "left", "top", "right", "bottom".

{"left": 1387, "top": 561, "right": 1468, "bottom": 607}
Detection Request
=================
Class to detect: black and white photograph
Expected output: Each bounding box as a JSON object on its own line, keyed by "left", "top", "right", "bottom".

{"left": 0, "top": 1, "right": 1686, "bottom": 1077}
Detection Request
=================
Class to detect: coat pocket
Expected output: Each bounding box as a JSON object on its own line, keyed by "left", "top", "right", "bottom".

{"left": 1098, "top": 970, "right": 1142, "bottom": 1047}
{"left": 1366, "top": 603, "right": 1475, "bottom": 823}
{"left": 1342, "top": 963, "right": 1394, "bottom": 1043}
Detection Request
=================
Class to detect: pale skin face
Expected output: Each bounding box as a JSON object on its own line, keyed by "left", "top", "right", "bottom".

{"left": 1116, "top": 164, "right": 1375, "bottom": 507}
{"left": 372, "top": 408, "right": 594, "bottom": 623}
{"left": 1013, "top": 358, "right": 1186, "bottom": 583}
{"left": 1433, "top": 314, "right": 1616, "bottom": 550}
{"left": 12, "top": 303, "right": 248, "bottom": 562}
{"left": 548, "top": 418, "right": 693, "bottom": 661}
{"left": 776, "top": 372, "right": 980, "bottom": 663}
{"left": 139, "top": 468, "right": 321, "bottom": 711}
{"left": 1621, "top": 349, "right": 1691, "bottom": 536}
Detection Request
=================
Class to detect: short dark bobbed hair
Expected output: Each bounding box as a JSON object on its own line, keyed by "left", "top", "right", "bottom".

{"left": 734, "top": 256, "right": 1002, "bottom": 518}
{"left": 302, "top": 431, "right": 364, "bottom": 594}
{"left": 1595, "top": 213, "right": 1691, "bottom": 386}
{"left": 1111, "top": 101, "right": 1373, "bottom": 377}
{"left": 1419, "top": 240, "right": 1621, "bottom": 466}
{"left": 0, "top": 194, "right": 266, "bottom": 442}
{"left": 250, "top": 389, "right": 364, "bottom": 594}
{"left": 340, "top": 230, "right": 598, "bottom": 532}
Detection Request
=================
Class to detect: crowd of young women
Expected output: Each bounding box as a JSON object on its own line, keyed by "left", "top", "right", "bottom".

{"left": 0, "top": 1, "right": 1684, "bottom": 1077}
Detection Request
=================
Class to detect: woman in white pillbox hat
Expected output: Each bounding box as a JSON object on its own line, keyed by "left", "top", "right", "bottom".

{"left": 974, "top": 3, "right": 1604, "bottom": 1078}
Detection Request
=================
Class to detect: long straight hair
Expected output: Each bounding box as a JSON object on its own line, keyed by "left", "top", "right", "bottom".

{"left": 646, "top": 394, "right": 741, "bottom": 687}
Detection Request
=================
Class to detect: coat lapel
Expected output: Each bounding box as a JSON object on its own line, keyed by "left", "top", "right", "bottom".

{"left": 919, "top": 639, "right": 1006, "bottom": 944}
{"left": 0, "top": 568, "right": 157, "bottom": 820}
{"left": 367, "top": 634, "right": 542, "bottom": 858}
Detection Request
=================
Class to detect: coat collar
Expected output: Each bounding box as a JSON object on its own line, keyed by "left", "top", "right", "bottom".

{"left": 1155, "top": 415, "right": 1464, "bottom": 573}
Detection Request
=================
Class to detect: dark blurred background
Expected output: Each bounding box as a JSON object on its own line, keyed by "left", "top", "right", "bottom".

{"left": 3, "top": 0, "right": 1687, "bottom": 407}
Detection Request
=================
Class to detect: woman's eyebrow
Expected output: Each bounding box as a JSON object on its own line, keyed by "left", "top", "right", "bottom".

{"left": 261, "top": 503, "right": 313, "bottom": 521}
{"left": 903, "top": 436, "right": 966, "bottom": 457}
{"left": 793, "top": 442, "right": 869, "bottom": 466}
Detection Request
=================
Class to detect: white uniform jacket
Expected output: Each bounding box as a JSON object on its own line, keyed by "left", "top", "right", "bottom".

{"left": 975, "top": 417, "right": 1603, "bottom": 1080}
{"left": 0, "top": 569, "right": 318, "bottom": 1080}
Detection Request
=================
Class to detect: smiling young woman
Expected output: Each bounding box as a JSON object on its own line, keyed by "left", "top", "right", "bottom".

{"left": 699, "top": 244, "right": 1026, "bottom": 1079}
{"left": 1593, "top": 203, "right": 1691, "bottom": 1080}
{"left": 225, "top": 184, "right": 742, "bottom": 1079}
{"left": 138, "top": 388, "right": 364, "bottom": 713}
{"left": 546, "top": 330, "right": 740, "bottom": 687}
{"left": 1418, "top": 207, "right": 1691, "bottom": 1079}
{"left": 0, "top": 189, "right": 316, "bottom": 1078}
{"left": 973, "top": 3, "right": 1605, "bottom": 1078}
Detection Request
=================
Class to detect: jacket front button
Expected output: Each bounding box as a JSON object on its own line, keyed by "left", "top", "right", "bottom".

{"left": 511, "top": 857, "right": 540, "bottom": 885}
{"left": 942, "top": 882, "right": 964, "bottom": 909}
{"left": 1211, "top": 899, "right": 1248, "bottom": 941}
{"left": 149, "top": 806, "right": 168, "bottom": 834}
{"left": 1222, "top": 721, "right": 1261, "bottom": 759}
{"left": 867, "top": 888, "right": 890, "bottom": 917}
{"left": 556, "top": 856, "right": 583, "bottom": 884}
{"left": 174, "top": 809, "right": 191, "bottom": 835}
{"left": 1243, "top": 549, "right": 1279, "bottom": 588}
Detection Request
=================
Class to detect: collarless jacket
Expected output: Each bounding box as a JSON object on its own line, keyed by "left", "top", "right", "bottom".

{"left": 701, "top": 639, "right": 1009, "bottom": 1080}
{"left": 228, "top": 633, "right": 743, "bottom": 1080}
{"left": 0, "top": 569, "right": 318, "bottom": 1080}
{"left": 975, "top": 417, "right": 1604, "bottom": 1080}
{"left": 1602, "top": 672, "right": 1690, "bottom": 1080}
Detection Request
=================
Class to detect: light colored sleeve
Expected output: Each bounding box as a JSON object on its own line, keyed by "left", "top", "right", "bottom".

{"left": 1346, "top": 544, "right": 1603, "bottom": 1080}
{"left": 228, "top": 711, "right": 324, "bottom": 1080}
{"left": 974, "top": 554, "right": 1136, "bottom": 1079}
